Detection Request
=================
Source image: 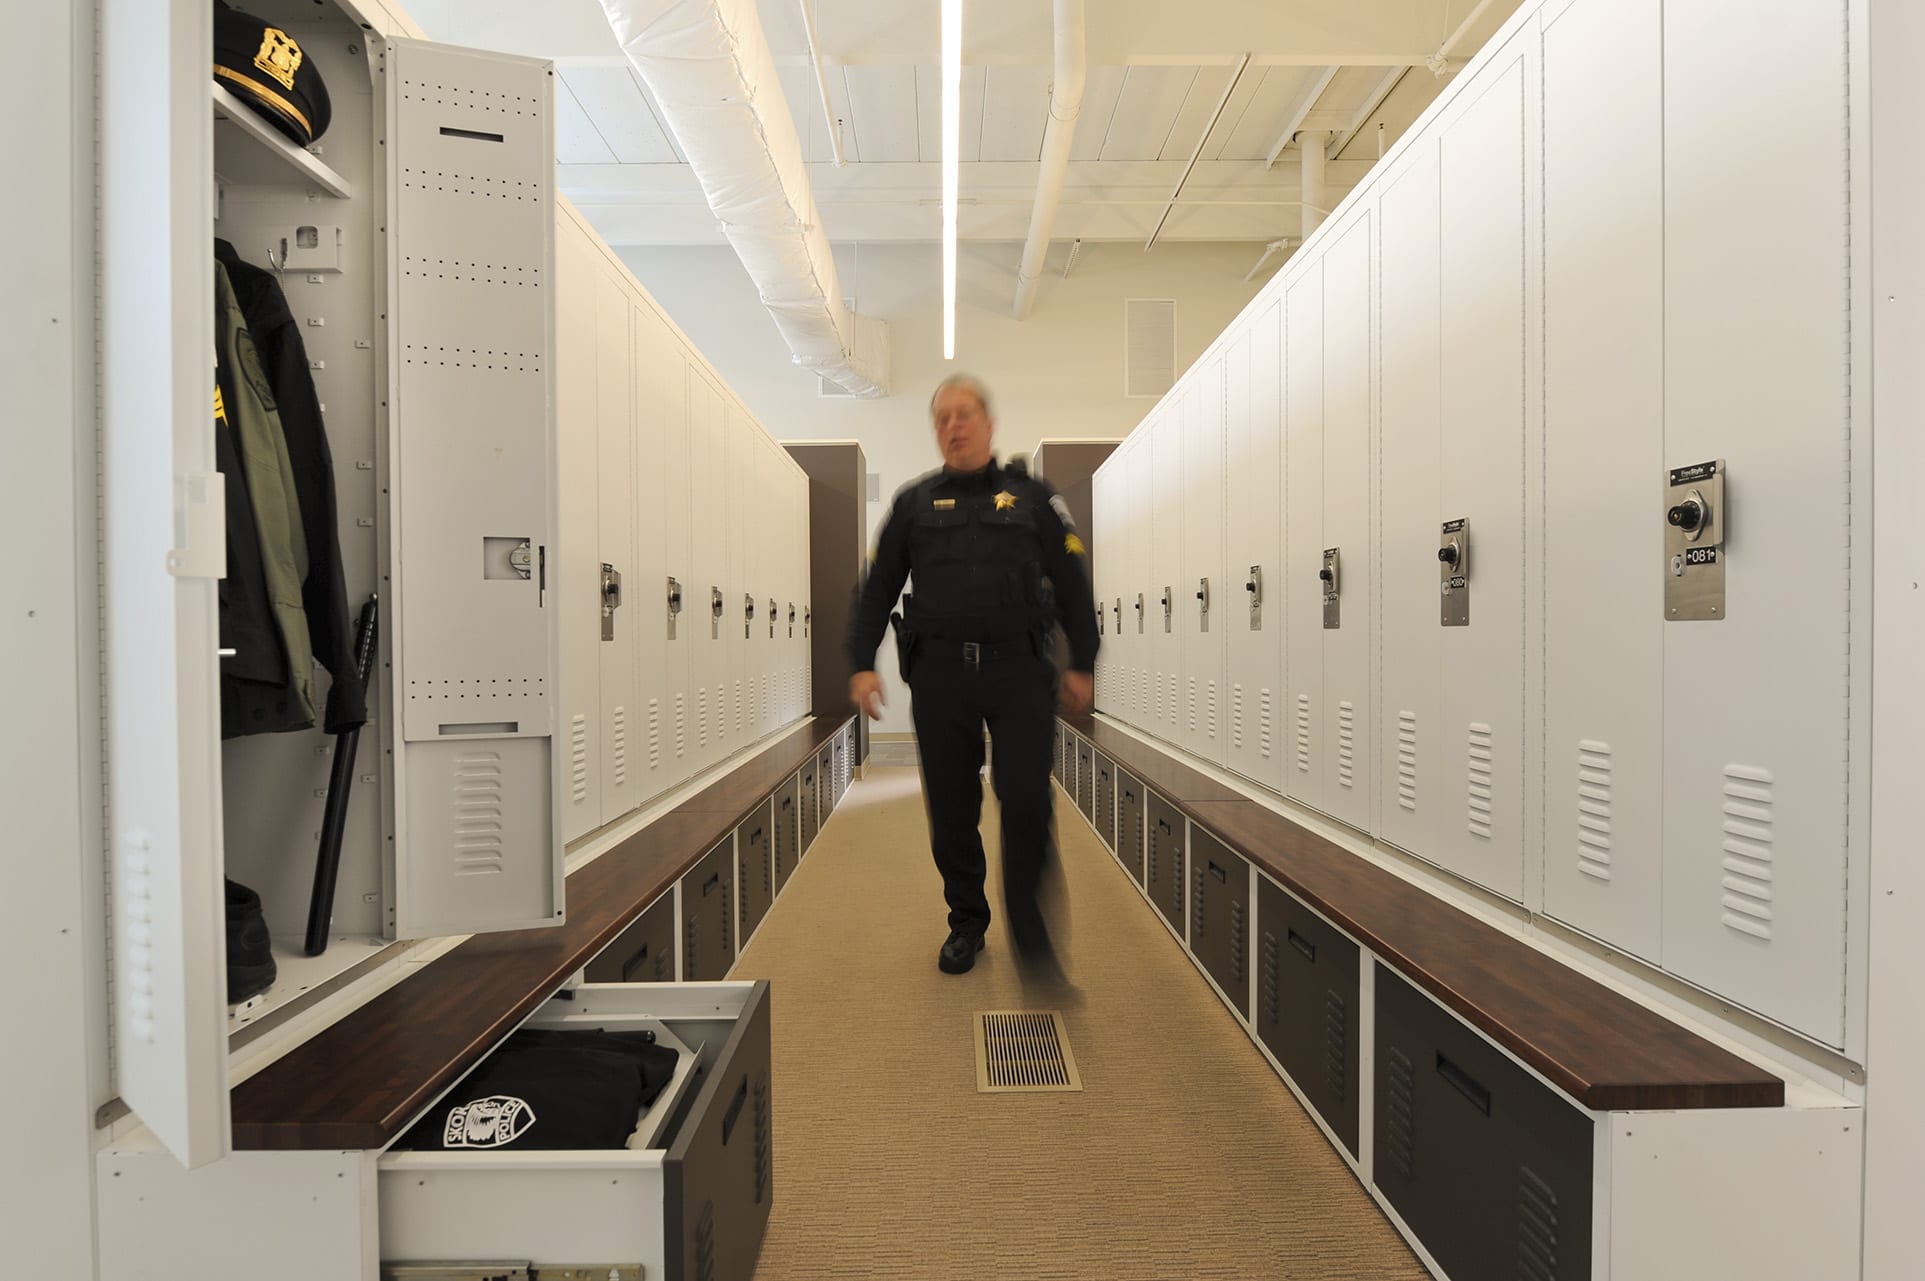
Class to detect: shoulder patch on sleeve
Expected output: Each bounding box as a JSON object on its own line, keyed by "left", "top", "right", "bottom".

{"left": 1049, "top": 494, "right": 1076, "bottom": 530}
{"left": 1065, "top": 533, "right": 1086, "bottom": 557}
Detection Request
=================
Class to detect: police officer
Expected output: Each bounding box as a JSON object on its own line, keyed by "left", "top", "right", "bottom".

{"left": 846, "top": 374, "right": 1100, "bottom": 976}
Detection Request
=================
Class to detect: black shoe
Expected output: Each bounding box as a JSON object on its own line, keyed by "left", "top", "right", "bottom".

{"left": 938, "top": 929, "right": 986, "bottom": 974}
{"left": 226, "top": 878, "right": 277, "bottom": 1004}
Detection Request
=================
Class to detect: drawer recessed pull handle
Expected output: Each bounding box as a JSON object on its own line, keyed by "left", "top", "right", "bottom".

{"left": 1157, "top": 819, "right": 1173, "bottom": 836}
{"left": 1208, "top": 860, "right": 1228, "bottom": 884}
{"left": 748, "top": 826, "right": 764, "bottom": 844}
{"left": 702, "top": 873, "right": 721, "bottom": 897}
{"left": 620, "top": 942, "right": 652, "bottom": 983}
{"left": 439, "top": 125, "right": 505, "bottom": 143}
{"left": 781, "top": 797, "right": 792, "bottom": 810}
{"left": 721, "top": 1075, "right": 749, "bottom": 1146}
{"left": 1436, "top": 1053, "right": 1492, "bottom": 1116}
{"left": 1287, "top": 928, "right": 1316, "bottom": 963}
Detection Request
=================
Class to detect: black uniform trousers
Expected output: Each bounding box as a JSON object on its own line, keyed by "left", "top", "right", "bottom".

{"left": 908, "top": 647, "right": 1057, "bottom": 952}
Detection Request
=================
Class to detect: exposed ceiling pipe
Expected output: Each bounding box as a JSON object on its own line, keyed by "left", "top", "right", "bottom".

{"left": 1242, "top": 237, "right": 1296, "bottom": 282}
{"left": 1144, "top": 53, "right": 1253, "bottom": 252}
{"left": 1428, "top": 0, "right": 1502, "bottom": 77}
{"left": 1011, "top": 0, "right": 1087, "bottom": 320}
{"left": 1300, "top": 129, "right": 1330, "bottom": 241}
{"left": 598, "top": 0, "right": 889, "bottom": 396}
{"left": 797, "top": 0, "right": 846, "bottom": 166}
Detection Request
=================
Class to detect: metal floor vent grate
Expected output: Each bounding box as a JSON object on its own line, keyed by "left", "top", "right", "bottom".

{"left": 975, "top": 1011, "right": 1082, "bottom": 1092}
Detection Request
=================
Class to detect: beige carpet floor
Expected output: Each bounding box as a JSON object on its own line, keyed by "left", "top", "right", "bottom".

{"left": 732, "top": 764, "right": 1431, "bottom": 1281}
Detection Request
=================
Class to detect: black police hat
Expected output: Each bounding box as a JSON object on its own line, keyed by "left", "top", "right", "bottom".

{"left": 214, "top": 3, "right": 332, "bottom": 147}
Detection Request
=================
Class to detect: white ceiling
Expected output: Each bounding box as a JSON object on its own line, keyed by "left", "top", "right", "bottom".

{"left": 410, "top": 0, "right": 1523, "bottom": 249}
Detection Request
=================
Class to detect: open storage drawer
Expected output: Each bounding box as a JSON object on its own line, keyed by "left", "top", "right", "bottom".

{"left": 379, "top": 980, "right": 774, "bottom": 1281}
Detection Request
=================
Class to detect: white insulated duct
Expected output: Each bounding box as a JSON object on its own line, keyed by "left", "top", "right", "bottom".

{"left": 1012, "top": 0, "right": 1086, "bottom": 319}
{"left": 599, "top": 0, "right": 889, "bottom": 396}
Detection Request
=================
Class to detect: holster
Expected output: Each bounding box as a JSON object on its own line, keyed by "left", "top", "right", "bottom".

{"left": 890, "top": 611, "right": 918, "bottom": 682}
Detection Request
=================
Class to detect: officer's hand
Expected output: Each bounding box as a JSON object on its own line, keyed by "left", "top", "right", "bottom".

{"left": 1059, "top": 670, "right": 1094, "bottom": 716}
{"left": 850, "top": 671, "right": 886, "bottom": 720}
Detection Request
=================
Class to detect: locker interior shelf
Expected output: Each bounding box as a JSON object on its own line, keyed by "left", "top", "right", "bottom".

{"left": 225, "top": 934, "right": 405, "bottom": 1040}
{"left": 1061, "top": 713, "right": 1783, "bottom": 1111}
{"left": 227, "top": 716, "right": 851, "bottom": 1151}
{"left": 211, "top": 81, "right": 353, "bottom": 198}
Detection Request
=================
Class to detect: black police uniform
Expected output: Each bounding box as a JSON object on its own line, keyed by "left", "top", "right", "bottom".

{"left": 846, "top": 459, "right": 1100, "bottom": 967}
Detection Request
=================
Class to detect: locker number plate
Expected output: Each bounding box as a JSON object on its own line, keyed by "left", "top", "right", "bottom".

{"left": 1665, "top": 459, "right": 1726, "bottom": 621}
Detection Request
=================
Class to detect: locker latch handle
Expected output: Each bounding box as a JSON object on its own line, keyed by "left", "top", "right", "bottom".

{"left": 770, "top": 597, "right": 778, "bottom": 638}
{"left": 600, "top": 563, "right": 623, "bottom": 642}
{"left": 1246, "top": 566, "right": 1262, "bottom": 602}
{"left": 667, "top": 577, "right": 683, "bottom": 613}
{"left": 711, "top": 587, "right": 724, "bottom": 618}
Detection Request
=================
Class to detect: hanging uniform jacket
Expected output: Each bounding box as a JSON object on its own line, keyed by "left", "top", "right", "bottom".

{"left": 213, "top": 367, "right": 285, "bottom": 695}
{"left": 217, "top": 240, "right": 367, "bottom": 732}
{"left": 216, "top": 260, "right": 316, "bottom": 735}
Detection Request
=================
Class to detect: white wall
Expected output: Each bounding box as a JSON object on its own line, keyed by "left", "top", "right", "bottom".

{"left": 615, "top": 238, "right": 1266, "bottom": 734}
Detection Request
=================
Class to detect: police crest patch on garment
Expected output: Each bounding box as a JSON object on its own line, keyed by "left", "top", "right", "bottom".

{"left": 444, "top": 1095, "right": 536, "bottom": 1148}
{"left": 994, "top": 491, "right": 1018, "bottom": 511}
{"left": 1065, "top": 533, "right": 1087, "bottom": 556}
{"left": 253, "top": 28, "right": 304, "bottom": 91}
{"left": 1049, "top": 494, "right": 1076, "bottom": 530}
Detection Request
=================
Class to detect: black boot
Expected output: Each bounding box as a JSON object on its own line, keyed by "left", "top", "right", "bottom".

{"left": 226, "top": 878, "right": 277, "bottom": 1004}
{"left": 938, "top": 928, "right": 986, "bottom": 974}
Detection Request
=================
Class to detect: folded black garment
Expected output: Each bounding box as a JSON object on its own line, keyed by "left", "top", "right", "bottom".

{"left": 397, "top": 1028, "right": 679, "bottom": 1151}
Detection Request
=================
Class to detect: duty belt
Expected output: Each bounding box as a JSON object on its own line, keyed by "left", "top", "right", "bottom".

{"left": 919, "top": 637, "right": 1032, "bottom": 668}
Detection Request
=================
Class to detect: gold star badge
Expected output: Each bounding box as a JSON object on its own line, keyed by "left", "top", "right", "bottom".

{"left": 994, "top": 491, "right": 1018, "bottom": 511}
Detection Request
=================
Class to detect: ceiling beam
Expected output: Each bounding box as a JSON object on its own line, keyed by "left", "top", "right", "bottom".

{"left": 1144, "top": 53, "right": 1254, "bottom": 251}
{"left": 1263, "top": 65, "right": 1341, "bottom": 168}
{"left": 1325, "top": 65, "right": 1409, "bottom": 159}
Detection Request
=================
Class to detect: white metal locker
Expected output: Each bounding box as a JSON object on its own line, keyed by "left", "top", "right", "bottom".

{"left": 688, "top": 372, "right": 725, "bottom": 772}
{"left": 1090, "top": 461, "right": 1111, "bottom": 709}
{"left": 1131, "top": 431, "right": 1154, "bottom": 729}
{"left": 1182, "top": 357, "right": 1228, "bottom": 764}
{"left": 632, "top": 301, "right": 683, "bottom": 802}
{"left": 1435, "top": 43, "right": 1528, "bottom": 902}
{"left": 1376, "top": 142, "right": 1445, "bottom": 864}
{"left": 1150, "top": 408, "right": 1184, "bottom": 742}
{"left": 660, "top": 348, "right": 695, "bottom": 784}
{"left": 1225, "top": 303, "right": 1285, "bottom": 793}
{"left": 596, "top": 273, "right": 642, "bottom": 825}
{"left": 387, "top": 40, "right": 561, "bottom": 940}
{"left": 1284, "top": 265, "right": 1326, "bottom": 812}
{"left": 1541, "top": 0, "right": 1666, "bottom": 961}
{"left": 1660, "top": 0, "right": 1852, "bottom": 1045}
{"left": 1322, "top": 214, "right": 1375, "bottom": 835}
{"left": 556, "top": 221, "right": 603, "bottom": 844}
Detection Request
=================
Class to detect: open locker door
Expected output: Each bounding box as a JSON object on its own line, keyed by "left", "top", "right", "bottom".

{"left": 385, "top": 40, "right": 563, "bottom": 938}
{"left": 99, "top": 0, "right": 229, "bottom": 1169}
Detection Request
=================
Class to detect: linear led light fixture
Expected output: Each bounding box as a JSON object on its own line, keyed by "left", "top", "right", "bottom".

{"left": 942, "top": 0, "right": 961, "bottom": 360}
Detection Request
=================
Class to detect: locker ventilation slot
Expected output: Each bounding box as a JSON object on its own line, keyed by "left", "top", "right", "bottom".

{"left": 753, "top": 1073, "right": 772, "bottom": 1202}
{"left": 1397, "top": 711, "right": 1418, "bottom": 811}
{"left": 1230, "top": 900, "right": 1246, "bottom": 983}
{"left": 648, "top": 698, "right": 662, "bottom": 771}
{"left": 1323, "top": 991, "right": 1348, "bottom": 1101}
{"left": 1338, "top": 701, "right": 1357, "bottom": 789}
{"left": 1260, "top": 688, "right": 1274, "bottom": 759}
{"left": 1384, "top": 1046, "right": 1415, "bottom": 1176}
{"left": 675, "top": 693, "right": 687, "bottom": 759}
{"left": 1720, "top": 765, "right": 1776, "bottom": 940}
{"left": 975, "top": 1011, "right": 1083, "bottom": 1092}
{"left": 1207, "top": 680, "right": 1218, "bottom": 741}
{"left": 1296, "top": 695, "right": 1312, "bottom": 773}
{"left": 452, "top": 752, "right": 506, "bottom": 875}
{"left": 1468, "top": 723, "right": 1496, "bottom": 840}
{"left": 611, "top": 705, "right": 628, "bottom": 789}
{"left": 695, "top": 1200, "right": 718, "bottom": 1281}
{"left": 1577, "top": 740, "right": 1614, "bottom": 882}
{"left": 697, "top": 688, "right": 709, "bottom": 748}
{"left": 1517, "top": 1166, "right": 1560, "bottom": 1281}
{"left": 1261, "top": 933, "right": 1282, "bottom": 1025}
{"left": 1231, "top": 683, "right": 1245, "bottom": 749}
{"left": 569, "top": 714, "right": 590, "bottom": 804}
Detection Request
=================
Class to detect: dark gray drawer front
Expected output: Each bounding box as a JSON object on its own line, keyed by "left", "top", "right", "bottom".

{"left": 1189, "top": 828, "right": 1252, "bottom": 1020}
{"left": 682, "top": 839, "right": 736, "bottom": 982}
{"left": 584, "top": 890, "right": 677, "bottom": 984}
{"left": 1255, "top": 876, "right": 1359, "bottom": 1156}
{"left": 666, "top": 980, "right": 775, "bottom": 1281}
{"left": 1145, "top": 792, "right": 1185, "bottom": 937}
{"left": 1374, "top": 964, "right": 1594, "bottom": 1281}
{"left": 799, "top": 761, "right": 820, "bottom": 853}
{"left": 816, "top": 747, "right": 835, "bottom": 820}
{"left": 1076, "top": 740, "right": 1095, "bottom": 820}
{"left": 737, "top": 796, "right": 775, "bottom": 944}
{"left": 773, "top": 775, "right": 800, "bottom": 894}
{"left": 1094, "top": 753, "right": 1116, "bottom": 853}
{"left": 1117, "top": 770, "right": 1146, "bottom": 884}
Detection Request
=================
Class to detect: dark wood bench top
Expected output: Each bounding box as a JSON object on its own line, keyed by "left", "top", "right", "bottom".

{"left": 1063, "top": 715, "right": 1783, "bottom": 1111}
{"left": 230, "top": 716, "right": 852, "bottom": 1150}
